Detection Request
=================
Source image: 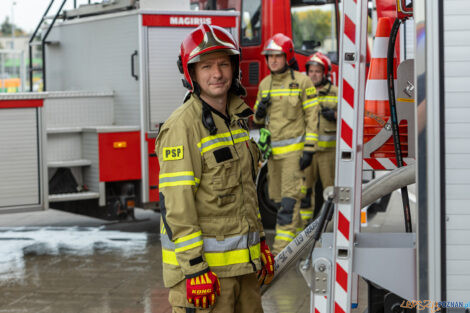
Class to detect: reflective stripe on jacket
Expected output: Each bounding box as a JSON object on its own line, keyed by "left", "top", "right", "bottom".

{"left": 253, "top": 70, "right": 319, "bottom": 158}
{"left": 316, "top": 82, "right": 338, "bottom": 151}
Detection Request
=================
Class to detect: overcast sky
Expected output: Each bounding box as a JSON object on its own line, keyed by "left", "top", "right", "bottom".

{"left": 0, "top": 0, "right": 81, "bottom": 33}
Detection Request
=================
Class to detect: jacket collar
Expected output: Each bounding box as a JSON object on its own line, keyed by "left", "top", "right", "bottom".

{"left": 189, "top": 93, "right": 252, "bottom": 122}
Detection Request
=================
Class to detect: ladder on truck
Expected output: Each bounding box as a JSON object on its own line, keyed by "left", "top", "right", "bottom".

{"left": 28, "top": 0, "right": 137, "bottom": 91}
{"left": 310, "top": 0, "right": 417, "bottom": 312}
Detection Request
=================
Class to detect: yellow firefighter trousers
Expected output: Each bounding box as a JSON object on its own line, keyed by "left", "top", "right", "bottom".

{"left": 302, "top": 150, "right": 336, "bottom": 226}
{"left": 169, "top": 273, "right": 263, "bottom": 313}
{"left": 267, "top": 151, "right": 304, "bottom": 254}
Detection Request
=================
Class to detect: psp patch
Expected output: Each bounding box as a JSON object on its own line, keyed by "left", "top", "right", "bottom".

{"left": 163, "top": 146, "right": 183, "bottom": 161}
{"left": 306, "top": 87, "right": 317, "bottom": 97}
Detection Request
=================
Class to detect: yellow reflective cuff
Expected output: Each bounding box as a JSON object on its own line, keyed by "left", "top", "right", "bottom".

{"left": 175, "top": 240, "right": 203, "bottom": 253}
{"left": 254, "top": 101, "right": 259, "bottom": 110}
{"left": 272, "top": 142, "right": 304, "bottom": 155}
{"left": 301, "top": 185, "right": 307, "bottom": 195}
{"left": 174, "top": 231, "right": 202, "bottom": 244}
{"left": 303, "top": 98, "right": 319, "bottom": 109}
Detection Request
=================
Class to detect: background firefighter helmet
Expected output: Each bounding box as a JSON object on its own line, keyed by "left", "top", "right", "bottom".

{"left": 177, "top": 23, "right": 241, "bottom": 92}
{"left": 305, "top": 51, "right": 332, "bottom": 77}
{"left": 261, "top": 33, "right": 296, "bottom": 67}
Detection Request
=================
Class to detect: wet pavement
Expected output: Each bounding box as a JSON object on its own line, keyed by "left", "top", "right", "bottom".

{"left": 0, "top": 187, "right": 416, "bottom": 313}
{"left": 0, "top": 227, "right": 170, "bottom": 313}
{"left": 0, "top": 209, "right": 312, "bottom": 313}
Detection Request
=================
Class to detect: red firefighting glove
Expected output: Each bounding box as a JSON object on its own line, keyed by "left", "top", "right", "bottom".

{"left": 257, "top": 238, "right": 275, "bottom": 286}
{"left": 186, "top": 270, "right": 221, "bottom": 308}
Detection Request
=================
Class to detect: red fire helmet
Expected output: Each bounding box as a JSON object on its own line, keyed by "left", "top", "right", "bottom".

{"left": 305, "top": 51, "right": 332, "bottom": 77}
{"left": 261, "top": 33, "right": 296, "bottom": 66}
{"left": 178, "top": 23, "right": 240, "bottom": 92}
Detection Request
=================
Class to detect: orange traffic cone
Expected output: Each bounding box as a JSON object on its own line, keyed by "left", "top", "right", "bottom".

{"left": 364, "top": 17, "right": 408, "bottom": 158}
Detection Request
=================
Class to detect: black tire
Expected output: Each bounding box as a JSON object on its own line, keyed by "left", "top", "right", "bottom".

{"left": 256, "top": 163, "right": 278, "bottom": 229}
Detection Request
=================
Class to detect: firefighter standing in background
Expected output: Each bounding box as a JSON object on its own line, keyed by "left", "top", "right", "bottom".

{"left": 156, "top": 24, "right": 274, "bottom": 312}
{"left": 300, "top": 52, "right": 338, "bottom": 225}
{"left": 253, "top": 33, "right": 319, "bottom": 255}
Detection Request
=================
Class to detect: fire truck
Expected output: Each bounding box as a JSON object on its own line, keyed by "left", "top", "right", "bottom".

{"left": 0, "top": 0, "right": 241, "bottom": 218}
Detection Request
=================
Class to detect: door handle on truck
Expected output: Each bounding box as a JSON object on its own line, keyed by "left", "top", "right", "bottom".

{"left": 131, "top": 50, "right": 138, "bottom": 81}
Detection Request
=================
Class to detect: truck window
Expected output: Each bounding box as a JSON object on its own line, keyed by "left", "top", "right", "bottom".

{"left": 291, "top": 3, "right": 338, "bottom": 63}
{"left": 241, "top": 0, "right": 261, "bottom": 46}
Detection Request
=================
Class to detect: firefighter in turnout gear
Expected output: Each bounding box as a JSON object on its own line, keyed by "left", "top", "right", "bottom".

{"left": 253, "top": 33, "right": 319, "bottom": 255}
{"left": 300, "top": 52, "right": 338, "bottom": 225}
{"left": 156, "top": 24, "right": 274, "bottom": 312}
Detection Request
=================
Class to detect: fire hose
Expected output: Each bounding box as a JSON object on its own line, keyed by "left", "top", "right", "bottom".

{"left": 387, "top": 17, "right": 413, "bottom": 233}
{"left": 261, "top": 163, "right": 415, "bottom": 294}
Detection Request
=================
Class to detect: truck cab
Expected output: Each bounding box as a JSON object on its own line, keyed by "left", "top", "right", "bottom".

{"left": 191, "top": 0, "right": 340, "bottom": 107}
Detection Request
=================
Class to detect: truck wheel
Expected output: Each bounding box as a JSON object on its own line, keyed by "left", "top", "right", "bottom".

{"left": 256, "top": 163, "right": 278, "bottom": 229}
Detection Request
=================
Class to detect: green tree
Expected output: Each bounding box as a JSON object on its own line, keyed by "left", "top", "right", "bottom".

{"left": 1, "top": 16, "right": 25, "bottom": 36}
{"left": 292, "top": 9, "right": 332, "bottom": 51}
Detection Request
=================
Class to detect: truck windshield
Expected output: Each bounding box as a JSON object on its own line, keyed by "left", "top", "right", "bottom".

{"left": 291, "top": 3, "right": 338, "bottom": 63}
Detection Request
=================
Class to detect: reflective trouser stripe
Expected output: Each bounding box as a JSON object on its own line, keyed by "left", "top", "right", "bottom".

{"left": 300, "top": 209, "right": 314, "bottom": 221}
{"left": 318, "top": 141, "right": 336, "bottom": 148}
{"left": 274, "top": 230, "right": 296, "bottom": 242}
{"left": 317, "top": 134, "right": 336, "bottom": 148}
{"left": 162, "top": 244, "right": 261, "bottom": 267}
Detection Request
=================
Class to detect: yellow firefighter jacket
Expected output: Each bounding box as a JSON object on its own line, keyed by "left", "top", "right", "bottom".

{"left": 253, "top": 69, "right": 319, "bottom": 159}
{"left": 315, "top": 81, "right": 338, "bottom": 152}
{"left": 156, "top": 93, "right": 264, "bottom": 288}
